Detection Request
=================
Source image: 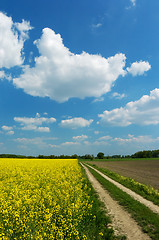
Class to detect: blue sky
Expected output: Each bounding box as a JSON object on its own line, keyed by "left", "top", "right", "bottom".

{"left": 0, "top": 0, "right": 159, "bottom": 156}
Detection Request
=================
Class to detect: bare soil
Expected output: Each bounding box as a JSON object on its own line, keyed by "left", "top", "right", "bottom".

{"left": 86, "top": 159, "right": 159, "bottom": 190}
{"left": 81, "top": 163, "right": 151, "bottom": 240}
{"left": 84, "top": 163, "right": 159, "bottom": 215}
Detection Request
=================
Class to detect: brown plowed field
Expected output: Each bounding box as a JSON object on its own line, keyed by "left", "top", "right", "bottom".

{"left": 86, "top": 159, "right": 159, "bottom": 190}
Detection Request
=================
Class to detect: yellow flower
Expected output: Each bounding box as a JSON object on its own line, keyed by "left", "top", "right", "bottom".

{"left": 0, "top": 158, "right": 95, "bottom": 239}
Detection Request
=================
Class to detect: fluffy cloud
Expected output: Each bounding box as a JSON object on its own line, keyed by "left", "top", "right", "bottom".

{"left": 14, "top": 114, "right": 56, "bottom": 131}
{"left": 92, "top": 23, "right": 102, "bottom": 28}
{"left": 49, "top": 144, "right": 59, "bottom": 148}
{"left": 98, "top": 135, "right": 112, "bottom": 141}
{"left": 61, "top": 141, "right": 80, "bottom": 146}
{"left": 93, "top": 135, "right": 112, "bottom": 145}
{"left": 92, "top": 97, "right": 104, "bottom": 103}
{"left": 0, "top": 71, "right": 6, "bottom": 79}
{"left": 6, "top": 130, "right": 14, "bottom": 135}
{"left": 14, "top": 116, "right": 56, "bottom": 125}
{"left": 112, "top": 92, "right": 126, "bottom": 99}
{"left": 2, "top": 125, "right": 13, "bottom": 131}
{"left": 15, "top": 137, "right": 45, "bottom": 146}
{"left": 15, "top": 137, "right": 58, "bottom": 150}
{"left": 0, "top": 12, "right": 32, "bottom": 69}
{"left": 73, "top": 135, "right": 88, "bottom": 141}
{"left": 112, "top": 135, "right": 156, "bottom": 144}
{"left": 93, "top": 140, "right": 110, "bottom": 146}
{"left": 60, "top": 117, "right": 93, "bottom": 129}
{"left": 93, "top": 134, "right": 158, "bottom": 146}
{"left": 1, "top": 126, "right": 14, "bottom": 135}
{"left": 127, "top": 61, "right": 151, "bottom": 76}
{"left": 36, "top": 127, "right": 50, "bottom": 132}
{"left": 131, "top": 0, "right": 136, "bottom": 6}
{"left": 13, "top": 28, "right": 127, "bottom": 102}
{"left": 99, "top": 88, "right": 159, "bottom": 126}
{"left": 0, "top": 71, "right": 11, "bottom": 81}
{"left": 14, "top": 19, "right": 33, "bottom": 40}
{"left": 0, "top": 71, "right": 5, "bottom": 79}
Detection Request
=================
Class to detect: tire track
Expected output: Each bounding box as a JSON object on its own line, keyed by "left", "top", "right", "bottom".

{"left": 81, "top": 162, "right": 150, "bottom": 240}
{"left": 84, "top": 163, "right": 159, "bottom": 215}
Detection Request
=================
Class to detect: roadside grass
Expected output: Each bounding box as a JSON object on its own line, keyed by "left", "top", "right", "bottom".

{"left": 86, "top": 163, "right": 159, "bottom": 206}
{"left": 80, "top": 166, "right": 126, "bottom": 240}
{"left": 86, "top": 165, "right": 159, "bottom": 240}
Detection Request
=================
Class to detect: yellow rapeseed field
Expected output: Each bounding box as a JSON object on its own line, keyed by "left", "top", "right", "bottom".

{"left": 0, "top": 158, "right": 94, "bottom": 240}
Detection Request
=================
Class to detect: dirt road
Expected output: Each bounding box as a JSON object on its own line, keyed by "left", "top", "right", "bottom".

{"left": 84, "top": 163, "right": 159, "bottom": 215}
{"left": 81, "top": 163, "right": 151, "bottom": 240}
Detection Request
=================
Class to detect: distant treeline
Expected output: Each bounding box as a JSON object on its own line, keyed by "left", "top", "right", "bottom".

{"left": 0, "top": 150, "right": 159, "bottom": 159}
{"left": 0, "top": 154, "right": 79, "bottom": 159}
{"left": 0, "top": 154, "right": 29, "bottom": 158}
{"left": 131, "top": 150, "right": 159, "bottom": 158}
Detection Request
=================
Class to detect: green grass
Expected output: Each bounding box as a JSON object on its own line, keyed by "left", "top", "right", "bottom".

{"left": 86, "top": 163, "right": 159, "bottom": 206}
{"left": 86, "top": 164, "right": 159, "bottom": 240}
{"left": 80, "top": 166, "right": 126, "bottom": 240}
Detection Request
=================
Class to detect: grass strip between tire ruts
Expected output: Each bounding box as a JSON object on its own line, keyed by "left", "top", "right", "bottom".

{"left": 87, "top": 162, "right": 159, "bottom": 206}
{"left": 80, "top": 166, "right": 126, "bottom": 240}
{"left": 85, "top": 164, "right": 159, "bottom": 240}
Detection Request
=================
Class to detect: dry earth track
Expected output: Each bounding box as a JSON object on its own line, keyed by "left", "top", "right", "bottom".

{"left": 81, "top": 163, "right": 151, "bottom": 240}
{"left": 84, "top": 163, "right": 159, "bottom": 215}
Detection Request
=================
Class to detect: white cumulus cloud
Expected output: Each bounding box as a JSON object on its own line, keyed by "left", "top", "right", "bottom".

{"left": 14, "top": 114, "right": 56, "bottom": 131}
{"left": 13, "top": 28, "right": 127, "bottom": 102}
{"left": 6, "top": 130, "right": 14, "bottom": 135}
{"left": 92, "top": 23, "right": 102, "bottom": 28}
{"left": 61, "top": 141, "right": 80, "bottom": 146}
{"left": 36, "top": 127, "right": 50, "bottom": 132}
{"left": 2, "top": 125, "right": 13, "bottom": 131}
{"left": 1, "top": 126, "right": 14, "bottom": 135}
{"left": 92, "top": 97, "right": 104, "bottom": 103}
{"left": 93, "top": 140, "right": 110, "bottom": 146}
{"left": 73, "top": 135, "right": 88, "bottom": 141}
{"left": 112, "top": 92, "right": 126, "bottom": 99}
{"left": 60, "top": 117, "right": 93, "bottom": 129}
{"left": 0, "top": 12, "right": 32, "bottom": 69}
{"left": 0, "top": 71, "right": 11, "bottom": 80}
{"left": 98, "top": 135, "right": 112, "bottom": 141}
{"left": 15, "top": 137, "right": 44, "bottom": 146}
{"left": 112, "top": 135, "right": 155, "bottom": 144}
{"left": 0, "top": 71, "right": 5, "bottom": 79}
{"left": 127, "top": 61, "right": 151, "bottom": 76}
{"left": 99, "top": 88, "right": 159, "bottom": 126}
{"left": 49, "top": 144, "right": 59, "bottom": 148}
{"left": 14, "top": 116, "right": 56, "bottom": 125}
{"left": 14, "top": 19, "right": 33, "bottom": 40}
{"left": 131, "top": 0, "right": 136, "bottom": 7}
{"left": 0, "top": 71, "right": 11, "bottom": 81}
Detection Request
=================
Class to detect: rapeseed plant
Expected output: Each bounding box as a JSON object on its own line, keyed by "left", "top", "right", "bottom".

{"left": 0, "top": 158, "right": 116, "bottom": 239}
{"left": 0, "top": 159, "right": 92, "bottom": 239}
